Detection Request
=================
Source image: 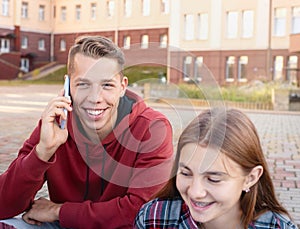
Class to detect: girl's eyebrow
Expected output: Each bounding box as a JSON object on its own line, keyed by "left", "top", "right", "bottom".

{"left": 178, "top": 162, "right": 191, "bottom": 171}
{"left": 205, "top": 171, "right": 227, "bottom": 176}
{"left": 178, "top": 162, "right": 227, "bottom": 176}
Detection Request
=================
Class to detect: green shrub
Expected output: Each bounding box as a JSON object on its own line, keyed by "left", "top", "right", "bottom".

{"left": 178, "top": 82, "right": 279, "bottom": 103}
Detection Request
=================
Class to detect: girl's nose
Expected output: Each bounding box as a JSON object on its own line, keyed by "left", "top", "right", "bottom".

{"left": 188, "top": 178, "right": 207, "bottom": 199}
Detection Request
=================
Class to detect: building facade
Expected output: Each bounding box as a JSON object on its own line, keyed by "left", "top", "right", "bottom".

{"left": 0, "top": 0, "right": 299, "bottom": 85}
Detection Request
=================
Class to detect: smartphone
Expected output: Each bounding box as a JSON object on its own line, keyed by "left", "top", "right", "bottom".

{"left": 60, "top": 75, "right": 70, "bottom": 129}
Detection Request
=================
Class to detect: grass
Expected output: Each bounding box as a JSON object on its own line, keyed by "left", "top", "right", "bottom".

{"left": 0, "top": 65, "right": 165, "bottom": 86}
{"left": 178, "top": 81, "right": 296, "bottom": 103}
{"left": 124, "top": 65, "right": 166, "bottom": 85}
{"left": 0, "top": 66, "right": 67, "bottom": 86}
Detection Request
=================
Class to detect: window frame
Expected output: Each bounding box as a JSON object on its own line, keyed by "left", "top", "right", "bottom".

{"left": 2, "top": 0, "right": 9, "bottom": 16}
{"left": 226, "top": 11, "right": 239, "bottom": 39}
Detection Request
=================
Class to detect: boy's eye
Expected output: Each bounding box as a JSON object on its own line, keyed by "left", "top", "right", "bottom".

{"left": 102, "top": 83, "right": 114, "bottom": 89}
{"left": 77, "top": 82, "right": 89, "bottom": 87}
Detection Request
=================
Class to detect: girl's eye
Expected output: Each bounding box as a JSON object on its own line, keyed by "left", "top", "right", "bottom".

{"left": 207, "top": 177, "right": 221, "bottom": 183}
{"left": 179, "top": 170, "right": 191, "bottom": 177}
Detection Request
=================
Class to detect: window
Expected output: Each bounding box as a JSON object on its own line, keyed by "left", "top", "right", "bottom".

{"left": 21, "top": 36, "right": 28, "bottom": 49}
{"left": 141, "top": 35, "right": 149, "bottom": 49}
{"left": 159, "top": 34, "right": 168, "bottom": 48}
{"left": 75, "top": 5, "right": 81, "bottom": 20}
{"left": 2, "top": 0, "right": 9, "bottom": 16}
{"left": 20, "top": 58, "right": 29, "bottom": 72}
{"left": 197, "top": 13, "right": 208, "bottom": 40}
{"left": 123, "top": 35, "right": 131, "bottom": 49}
{"left": 107, "top": 0, "right": 114, "bottom": 17}
{"left": 194, "top": 56, "right": 203, "bottom": 82}
{"left": 91, "top": 3, "right": 96, "bottom": 20}
{"left": 161, "top": 0, "right": 169, "bottom": 14}
{"left": 242, "top": 10, "right": 253, "bottom": 38}
{"left": 0, "top": 38, "right": 10, "bottom": 53}
{"left": 238, "top": 56, "right": 248, "bottom": 81}
{"left": 38, "top": 39, "right": 45, "bottom": 51}
{"left": 184, "top": 14, "right": 194, "bottom": 40}
{"left": 274, "top": 8, "right": 286, "bottom": 36}
{"left": 142, "top": 0, "right": 150, "bottom": 16}
{"left": 227, "top": 11, "right": 238, "bottom": 38}
{"left": 39, "top": 5, "right": 45, "bottom": 21}
{"left": 124, "top": 0, "right": 132, "bottom": 17}
{"left": 287, "top": 56, "right": 298, "bottom": 83}
{"left": 225, "top": 56, "right": 235, "bottom": 81}
{"left": 273, "top": 56, "right": 284, "bottom": 80}
{"left": 60, "top": 39, "right": 66, "bottom": 51}
{"left": 183, "top": 56, "right": 192, "bottom": 80}
{"left": 61, "top": 6, "right": 66, "bottom": 21}
{"left": 292, "top": 7, "right": 300, "bottom": 34}
{"left": 21, "top": 2, "right": 28, "bottom": 18}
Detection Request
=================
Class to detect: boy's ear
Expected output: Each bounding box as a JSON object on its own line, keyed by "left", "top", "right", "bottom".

{"left": 243, "top": 165, "right": 263, "bottom": 191}
{"left": 120, "top": 76, "right": 128, "bottom": 96}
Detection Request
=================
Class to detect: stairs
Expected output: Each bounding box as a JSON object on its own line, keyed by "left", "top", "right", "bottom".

{"left": 22, "top": 62, "right": 66, "bottom": 80}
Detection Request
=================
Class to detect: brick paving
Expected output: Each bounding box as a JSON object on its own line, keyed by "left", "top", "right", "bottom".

{"left": 0, "top": 84, "right": 299, "bottom": 226}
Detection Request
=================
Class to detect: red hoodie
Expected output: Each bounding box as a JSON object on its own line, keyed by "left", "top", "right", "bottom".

{"left": 0, "top": 89, "right": 173, "bottom": 228}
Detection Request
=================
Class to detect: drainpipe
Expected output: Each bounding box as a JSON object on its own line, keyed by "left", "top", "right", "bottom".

{"left": 266, "top": 0, "right": 272, "bottom": 80}
{"left": 13, "top": 0, "right": 21, "bottom": 52}
{"left": 114, "top": 0, "right": 119, "bottom": 45}
{"left": 50, "top": 0, "right": 54, "bottom": 62}
{"left": 14, "top": 26, "right": 20, "bottom": 52}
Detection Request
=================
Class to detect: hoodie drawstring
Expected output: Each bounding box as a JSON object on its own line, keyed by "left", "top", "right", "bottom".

{"left": 100, "top": 145, "right": 107, "bottom": 196}
{"left": 83, "top": 144, "right": 90, "bottom": 201}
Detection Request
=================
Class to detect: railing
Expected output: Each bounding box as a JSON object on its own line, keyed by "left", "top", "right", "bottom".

{"left": 155, "top": 97, "right": 273, "bottom": 110}
{"left": 21, "top": 62, "right": 58, "bottom": 79}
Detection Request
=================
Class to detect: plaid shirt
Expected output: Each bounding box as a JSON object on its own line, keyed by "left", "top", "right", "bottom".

{"left": 134, "top": 198, "right": 299, "bottom": 229}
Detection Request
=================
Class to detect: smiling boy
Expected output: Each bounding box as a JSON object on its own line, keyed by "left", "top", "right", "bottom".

{"left": 0, "top": 36, "right": 173, "bottom": 229}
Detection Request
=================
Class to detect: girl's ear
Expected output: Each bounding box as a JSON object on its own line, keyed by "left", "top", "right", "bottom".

{"left": 243, "top": 165, "right": 263, "bottom": 191}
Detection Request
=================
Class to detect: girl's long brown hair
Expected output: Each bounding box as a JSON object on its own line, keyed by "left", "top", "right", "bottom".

{"left": 155, "top": 108, "right": 290, "bottom": 228}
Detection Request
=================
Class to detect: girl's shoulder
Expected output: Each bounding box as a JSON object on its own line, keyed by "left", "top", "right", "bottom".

{"left": 135, "top": 197, "right": 198, "bottom": 229}
{"left": 139, "top": 197, "right": 184, "bottom": 216}
{"left": 250, "top": 211, "right": 298, "bottom": 229}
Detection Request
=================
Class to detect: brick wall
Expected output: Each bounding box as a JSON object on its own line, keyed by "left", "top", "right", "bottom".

{"left": 0, "top": 52, "right": 21, "bottom": 79}
{"left": 20, "top": 31, "right": 51, "bottom": 66}
{"left": 53, "top": 28, "right": 168, "bottom": 69}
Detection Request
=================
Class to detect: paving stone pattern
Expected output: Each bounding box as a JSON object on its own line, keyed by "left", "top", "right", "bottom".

{"left": 0, "top": 85, "right": 299, "bottom": 226}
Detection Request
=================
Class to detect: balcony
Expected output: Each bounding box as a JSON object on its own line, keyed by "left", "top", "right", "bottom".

{"left": 289, "top": 33, "right": 300, "bottom": 53}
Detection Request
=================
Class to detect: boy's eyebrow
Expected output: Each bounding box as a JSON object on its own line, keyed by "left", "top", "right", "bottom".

{"left": 75, "top": 77, "right": 89, "bottom": 82}
{"left": 75, "top": 77, "right": 116, "bottom": 82}
{"left": 100, "top": 78, "right": 116, "bottom": 82}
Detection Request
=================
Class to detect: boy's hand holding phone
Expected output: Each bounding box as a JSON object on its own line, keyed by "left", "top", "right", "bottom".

{"left": 36, "top": 75, "right": 72, "bottom": 162}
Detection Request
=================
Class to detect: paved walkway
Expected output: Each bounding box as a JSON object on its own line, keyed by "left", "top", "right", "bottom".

{"left": 0, "top": 84, "right": 299, "bottom": 226}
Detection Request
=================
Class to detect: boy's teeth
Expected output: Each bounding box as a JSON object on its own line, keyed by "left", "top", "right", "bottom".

{"left": 87, "top": 110, "right": 103, "bottom": 115}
